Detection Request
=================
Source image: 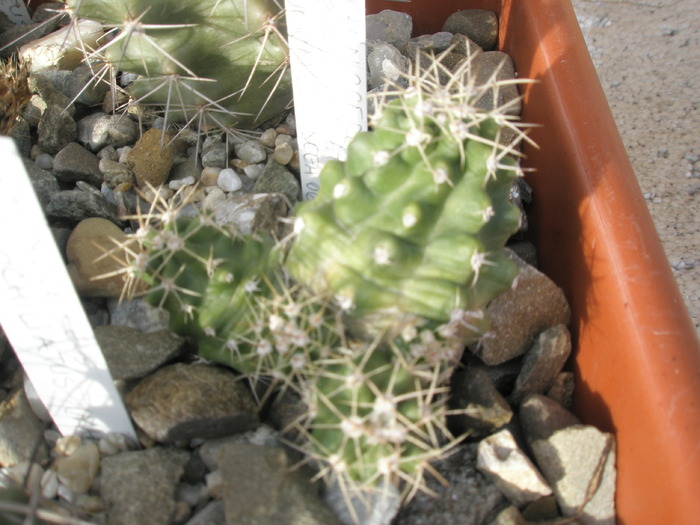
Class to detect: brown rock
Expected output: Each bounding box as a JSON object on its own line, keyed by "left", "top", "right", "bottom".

{"left": 471, "top": 249, "right": 571, "bottom": 366}
{"left": 66, "top": 217, "right": 137, "bottom": 298}
{"left": 126, "top": 128, "right": 174, "bottom": 188}
{"left": 125, "top": 363, "right": 259, "bottom": 443}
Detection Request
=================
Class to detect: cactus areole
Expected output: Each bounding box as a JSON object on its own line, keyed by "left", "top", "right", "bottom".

{"left": 66, "top": 0, "right": 291, "bottom": 129}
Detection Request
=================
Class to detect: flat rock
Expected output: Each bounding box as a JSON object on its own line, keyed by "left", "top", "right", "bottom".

{"left": 107, "top": 298, "right": 170, "bottom": 332}
{"left": 394, "top": 443, "right": 504, "bottom": 525}
{"left": 214, "top": 442, "right": 341, "bottom": 525}
{"left": 0, "top": 388, "right": 49, "bottom": 466}
{"left": 442, "top": 9, "right": 499, "bottom": 51}
{"left": 125, "top": 363, "right": 259, "bottom": 443}
{"left": 53, "top": 142, "right": 103, "bottom": 186}
{"left": 65, "top": 217, "right": 132, "bottom": 297}
{"left": 520, "top": 395, "right": 616, "bottom": 525}
{"left": 471, "top": 52, "right": 522, "bottom": 115}
{"left": 472, "top": 249, "right": 571, "bottom": 365}
{"left": 100, "top": 447, "right": 190, "bottom": 525}
{"left": 19, "top": 19, "right": 102, "bottom": 72}
{"left": 94, "top": 325, "right": 184, "bottom": 381}
{"left": 476, "top": 429, "right": 552, "bottom": 507}
{"left": 47, "top": 189, "right": 121, "bottom": 225}
{"left": 509, "top": 324, "right": 572, "bottom": 404}
{"left": 127, "top": 128, "right": 174, "bottom": 188}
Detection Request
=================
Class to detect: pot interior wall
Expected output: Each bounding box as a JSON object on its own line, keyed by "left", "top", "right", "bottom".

{"left": 367, "top": 1, "right": 700, "bottom": 524}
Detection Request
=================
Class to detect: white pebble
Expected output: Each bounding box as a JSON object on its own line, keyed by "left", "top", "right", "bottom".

{"left": 274, "top": 133, "right": 294, "bottom": 146}
{"left": 202, "top": 188, "right": 225, "bottom": 210}
{"left": 259, "top": 128, "right": 278, "bottom": 148}
{"left": 243, "top": 163, "right": 263, "bottom": 180}
{"left": 118, "top": 146, "right": 132, "bottom": 164}
{"left": 217, "top": 168, "right": 242, "bottom": 192}
{"left": 169, "top": 175, "right": 196, "bottom": 190}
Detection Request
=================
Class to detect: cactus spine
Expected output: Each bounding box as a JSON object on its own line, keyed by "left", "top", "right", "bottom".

{"left": 65, "top": 0, "right": 291, "bottom": 130}
{"left": 115, "top": 50, "right": 532, "bottom": 515}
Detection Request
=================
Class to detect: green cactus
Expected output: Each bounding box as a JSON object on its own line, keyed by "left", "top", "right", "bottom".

{"left": 121, "top": 196, "right": 343, "bottom": 388}
{"left": 284, "top": 54, "right": 524, "bottom": 343}
{"left": 65, "top": 0, "right": 291, "bottom": 130}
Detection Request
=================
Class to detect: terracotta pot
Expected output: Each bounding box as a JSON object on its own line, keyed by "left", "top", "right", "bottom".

{"left": 366, "top": 1, "right": 700, "bottom": 523}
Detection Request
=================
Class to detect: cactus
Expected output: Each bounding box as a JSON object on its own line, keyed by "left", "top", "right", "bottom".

{"left": 65, "top": 0, "right": 291, "bottom": 130}
{"left": 285, "top": 52, "right": 526, "bottom": 343}
{"left": 113, "top": 49, "right": 532, "bottom": 518}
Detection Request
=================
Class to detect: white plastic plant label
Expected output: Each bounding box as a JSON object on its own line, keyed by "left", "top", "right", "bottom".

{"left": 285, "top": 0, "right": 368, "bottom": 200}
{"left": 0, "top": 0, "right": 31, "bottom": 24}
{"left": 0, "top": 137, "right": 136, "bottom": 440}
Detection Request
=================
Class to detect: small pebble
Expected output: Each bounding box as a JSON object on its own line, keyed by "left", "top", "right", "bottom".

{"left": 235, "top": 140, "right": 267, "bottom": 164}
{"left": 200, "top": 166, "right": 221, "bottom": 186}
{"left": 243, "top": 163, "right": 264, "bottom": 180}
{"left": 170, "top": 175, "right": 196, "bottom": 191}
{"left": 273, "top": 142, "right": 294, "bottom": 165}
{"left": 274, "top": 134, "right": 294, "bottom": 147}
{"left": 35, "top": 153, "right": 54, "bottom": 170}
{"left": 217, "top": 168, "right": 242, "bottom": 192}
{"left": 259, "top": 128, "right": 277, "bottom": 147}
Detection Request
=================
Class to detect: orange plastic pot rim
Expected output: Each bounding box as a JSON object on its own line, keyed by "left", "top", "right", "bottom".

{"left": 366, "top": 1, "right": 700, "bottom": 524}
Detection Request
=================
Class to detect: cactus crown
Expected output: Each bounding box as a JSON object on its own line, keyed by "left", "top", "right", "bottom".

{"left": 65, "top": 0, "right": 291, "bottom": 132}
{"left": 285, "top": 51, "right": 530, "bottom": 341}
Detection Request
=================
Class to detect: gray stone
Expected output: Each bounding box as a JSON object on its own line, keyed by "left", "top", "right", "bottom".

{"left": 184, "top": 500, "right": 226, "bottom": 525}
{"left": 37, "top": 104, "right": 77, "bottom": 155}
{"left": 510, "top": 325, "right": 572, "bottom": 404}
{"left": 214, "top": 442, "right": 341, "bottom": 525}
{"left": 125, "top": 363, "right": 259, "bottom": 442}
{"left": 107, "top": 297, "right": 170, "bottom": 332}
{"left": 0, "top": 21, "right": 55, "bottom": 59}
{"left": 253, "top": 158, "right": 300, "bottom": 205}
{"left": 366, "top": 9, "right": 413, "bottom": 51}
{"left": 170, "top": 154, "right": 202, "bottom": 182}
{"left": 405, "top": 32, "right": 455, "bottom": 61}
{"left": 53, "top": 142, "right": 103, "bottom": 186}
{"left": 472, "top": 249, "right": 571, "bottom": 365}
{"left": 11, "top": 119, "right": 32, "bottom": 157}
{"left": 520, "top": 395, "right": 616, "bottom": 525}
{"left": 442, "top": 9, "right": 499, "bottom": 51}
{"left": 97, "top": 145, "right": 119, "bottom": 162}
{"left": 94, "top": 325, "right": 184, "bottom": 380}
{"left": 367, "top": 42, "right": 409, "bottom": 89}
{"left": 324, "top": 478, "right": 400, "bottom": 525}
{"left": 197, "top": 426, "right": 281, "bottom": 471}
{"left": 202, "top": 141, "right": 229, "bottom": 168}
{"left": 0, "top": 388, "right": 49, "bottom": 466}
{"left": 449, "top": 33, "right": 484, "bottom": 59}
{"left": 23, "top": 159, "right": 59, "bottom": 209}
{"left": 34, "top": 152, "right": 54, "bottom": 170}
{"left": 31, "top": 3, "right": 69, "bottom": 25}
{"left": 46, "top": 190, "right": 121, "bottom": 225}
{"left": 234, "top": 140, "right": 267, "bottom": 164}
{"left": 100, "top": 447, "right": 190, "bottom": 525}
{"left": 449, "top": 366, "right": 513, "bottom": 437}
{"left": 211, "top": 192, "right": 289, "bottom": 236}
{"left": 77, "top": 112, "right": 139, "bottom": 152}
{"left": 476, "top": 429, "right": 552, "bottom": 507}
{"left": 99, "top": 158, "right": 134, "bottom": 187}
{"left": 63, "top": 64, "right": 111, "bottom": 107}
{"left": 472, "top": 52, "right": 522, "bottom": 115}
{"left": 27, "top": 75, "right": 76, "bottom": 118}
{"left": 394, "top": 443, "right": 504, "bottom": 525}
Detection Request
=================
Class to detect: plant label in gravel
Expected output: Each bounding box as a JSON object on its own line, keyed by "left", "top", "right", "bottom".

{"left": 0, "top": 137, "right": 136, "bottom": 440}
{"left": 286, "top": 0, "right": 368, "bottom": 200}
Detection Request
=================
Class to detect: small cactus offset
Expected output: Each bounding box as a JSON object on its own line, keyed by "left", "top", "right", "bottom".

{"left": 65, "top": 0, "right": 291, "bottom": 130}
{"left": 285, "top": 53, "right": 527, "bottom": 344}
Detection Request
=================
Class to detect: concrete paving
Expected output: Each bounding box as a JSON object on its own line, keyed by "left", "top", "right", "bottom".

{"left": 572, "top": 0, "right": 700, "bottom": 334}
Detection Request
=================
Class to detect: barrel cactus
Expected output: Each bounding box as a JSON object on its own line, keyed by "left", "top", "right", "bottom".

{"left": 285, "top": 54, "right": 525, "bottom": 344}
{"left": 65, "top": 0, "right": 291, "bottom": 130}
